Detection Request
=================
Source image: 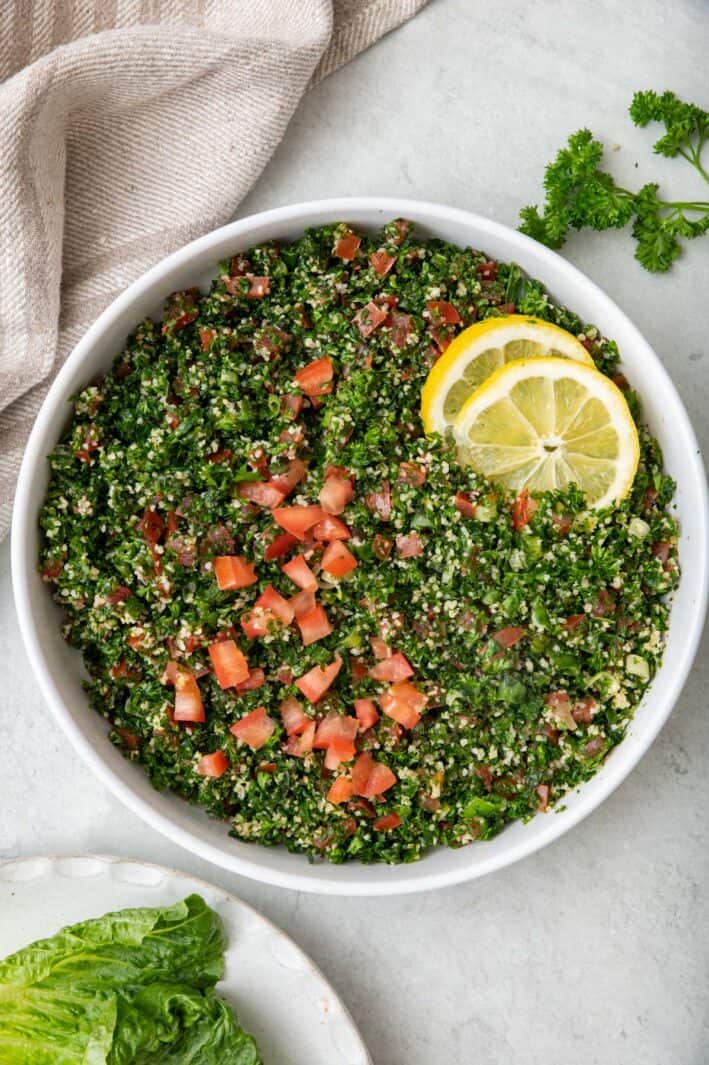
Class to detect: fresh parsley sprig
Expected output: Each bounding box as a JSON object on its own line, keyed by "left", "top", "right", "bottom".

{"left": 519, "top": 90, "right": 709, "bottom": 272}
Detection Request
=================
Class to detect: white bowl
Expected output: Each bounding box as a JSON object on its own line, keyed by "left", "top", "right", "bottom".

{"left": 12, "top": 198, "right": 708, "bottom": 895}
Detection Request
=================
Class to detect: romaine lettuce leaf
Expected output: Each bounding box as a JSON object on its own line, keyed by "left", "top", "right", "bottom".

{"left": 0, "top": 894, "right": 261, "bottom": 1064}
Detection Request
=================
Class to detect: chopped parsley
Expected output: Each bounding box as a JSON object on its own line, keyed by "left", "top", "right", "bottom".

{"left": 39, "top": 220, "right": 679, "bottom": 864}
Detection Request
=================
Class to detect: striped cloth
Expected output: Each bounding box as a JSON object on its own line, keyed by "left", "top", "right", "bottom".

{"left": 0, "top": 0, "right": 427, "bottom": 537}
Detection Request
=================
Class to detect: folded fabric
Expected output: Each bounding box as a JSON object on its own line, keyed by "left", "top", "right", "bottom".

{"left": 0, "top": 0, "right": 427, "bottom": 536}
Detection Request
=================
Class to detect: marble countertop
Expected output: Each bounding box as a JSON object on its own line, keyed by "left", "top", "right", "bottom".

{"left": 1, "top": 1, "right": 708, "bottom": 1062}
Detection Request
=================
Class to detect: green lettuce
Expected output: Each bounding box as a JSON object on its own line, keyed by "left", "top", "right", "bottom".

{"left": 0, "top": 894, "right": 261, "bottom": 1064}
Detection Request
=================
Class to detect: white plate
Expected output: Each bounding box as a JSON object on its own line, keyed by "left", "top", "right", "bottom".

{"left": 11, "top": 197, "right": 709, "bottom": 894}
{"left": 0, "top": 854, "right": 370, "bottom": 1065}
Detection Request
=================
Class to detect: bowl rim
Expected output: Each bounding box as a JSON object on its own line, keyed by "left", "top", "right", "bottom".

{"left": 11, "top": 196, "right": 709, "bottom": 895}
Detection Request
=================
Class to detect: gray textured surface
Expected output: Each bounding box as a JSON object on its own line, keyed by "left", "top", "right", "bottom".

{"left": 1, "top": 1, "right": 708, "bottom": 1062}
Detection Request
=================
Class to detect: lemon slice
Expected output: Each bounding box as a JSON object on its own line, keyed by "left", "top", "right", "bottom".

{"left": 453, "top": 357, "right": 639, "bottom": 509}
{"left": 421, "top": 315, "right": 594, "bottom": 435}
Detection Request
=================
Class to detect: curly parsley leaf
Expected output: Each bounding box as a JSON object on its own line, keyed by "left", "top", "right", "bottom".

{"left": 630, "top": 89, "right": 709, "bottom": 181}
{"left": 519, "top": 91, "right": 709, "bottom": 272}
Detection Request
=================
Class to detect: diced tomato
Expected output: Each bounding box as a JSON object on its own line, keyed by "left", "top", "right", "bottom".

{"left": 270, "top": 459, "right": 307, "bottom": 497}
{"left": 290, "top": 588, "right": 317, "bottom": 619}
{"left": 324, "top": 735, "right": 357, "bottom": 770}
{"left": 247, "top": 447, "right": 269, "bottom": 474}
{"left": 369, "top": 652, "right": 414, "bottom": 682}
{"left": 652, "top": 540, "right": 672, "bottom": 563}
{"left": 297, "top": 604, "right": 333, "bottom": 646}
{"left": 313, "top": 515, "right": 351, "bottom": 542}
{"left": 492, "top": 626, "right": 526, "bottom": 648}
{"left": 282, "top": 554, "right": 318, "bottom": 591}
{"left": 351, "top": 752, "right": 397, "bottom": 797}
{"left": 240, "top": 609, "right": 273, "bottom": 639}
{"left": 281, "top": 393, "right": 303, "bottom": 420}
{"left": 389, "top": 679, "right": 427, "bottom": 714}
{"left": 367, "top": 763, "right": 399, "bottom": 796}
{"left": 208, "top": 639, "right": 249, "bottom": 689}
{"left": 391, "top": 218, "right": 413, "bottom": 244}
{"left": 295, "top": 655, "right": 343, "bottom": 703}
{"left": 372, "top": 534, "right": 393, "bottom": 559}
{"left": 285, "top": 719, "right": 316, "bottom": 757}
{"left": 370, "top": 250, "right": 396, "bottom": 276}
{"left": 321, "top": 540, "right": 357, "bottom": 578}
{"left": 379, "top": 691, "right": 420, "bottom": 729}
{"left": 426, "top": 300, "right": 461, "bottom": 325}
{"left": 114, "top": 727, "right": 140, "bottom": 750}
{"left": 294, "top": 356, "right": 334, "bottom": 397}
{"left": 365, "top": 481, "right": 392, "bottom": 520}
{"left": 278, "top": 424, "right": 305, "bottom": 447}
{"left": 264, "top": 531, "right": 298, "bottom": 562}
{"left": 373, "top": 813, "right": 401, "bottom": 831}
{"left": 280, "top": 696, "right": 310, "bottom": 736}
{"left": 455, "top": 492, "right": 477, "bottom": 518}
{"left": 173, "top": 669, "right": 205, "bottom": 723}
{"left": 110, "top": 658, "right": 140, "bottom": 681}
{"left": 255, "top": 584, "right": 294, "bottom": 625}
{"left": 351, "top": 752, "right": 374, "bottom": 794}
{"left": 229, "top": 706, "right": 275, "bottom": 750}
{"left": 398, "top": 462, "right": 426, "bottom": 487}
{"left": 370, "top": 637, "right": 391, "bottom": 660}
{"left": 197, "top": 750, "right": 229, "bottom": 777}
{"left": 350, "top": 656, "right": 369, "bottom": 680}
{"left": 512, "top": 489, "right": 537, "bottom": 531}
{"left": 476, "top": 261, "right": 497, "bottom": 281}
{"left": 354, "top": 301, "right": 388, "bottom": 337}
{"left": 243, "top": 591, "right": 293, "bottom": 636}
{"left": 572, "top": 697, "right": 598, "bottom": 724}
{"left": 313, "top": 712, "right": 359, "bottom": 750}
{"left": 199, "top": 327, "right": 217, "bottom": 351}
{"left": 126, "top": 632, "right": 145, "bottom": 652}
{"left": 237, "top": 481, "right": 286, "bottom": 509}
{"left": 545, "top": 691, "right": 577, "bottom": 730}
{"left": 246, "top": 275, "right": 270, "bottom": 299}
{"left": 138, "top": 508, "right": 164, "bottom": 545}
{"left": 564, "top": 613, "right": 586, "bottom": 631}
{"left": 551, "top": 513, "right": 573, "bottom": 535}
{"left": 642, "top": 487, "right": 658, "bottom": 513}
{"left": 319, "top": 474, "right": 354, "bottom": 515}
{"left": 327, "top": 777, "right": 354, "bottom": 805}
{"left": 206, "top": 448, "right": 233, "bottom": 464}
{"left": 236, "top": 667, "right": 266, "bottom": 691}
{"left": 324, "top": 464, "right": 353, "bottom": 480}
{"left": 396, "top": 532, "right": 423, "bottom": 558}
{"left": 162, "top": 659, "right": 179, "bottom": 686}
{"left": 354, "top": 698, "right": 379, "bottom": 730}
{"left": 213, "top": 555, "right": 258, "bottom": 591}
{"left": 255, "top": 325, "right": 290, "bottom": 356}
{"left": 40, "top": 558, "right": 64, "bottom": 581}
{"left": 273, "top": 505, "right": 326, "bottom": 540}
{"left": 389, "top": 312, "right": 414, "bottom": 350}
{"left": 106, "top": 585, "right": 132, "bottom": 606}
{"left": 535, "top": 784, "right": 550, "bottom": 812}
{"left": 334, "top": 233, "right": 361, "bottom": 260}
{"left": 430, "top": 328, "right": 454, "bottom": 354}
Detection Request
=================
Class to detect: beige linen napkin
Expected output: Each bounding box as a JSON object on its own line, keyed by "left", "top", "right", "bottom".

{"left": 0, "top": 0, "right": 427, "bottom": 537}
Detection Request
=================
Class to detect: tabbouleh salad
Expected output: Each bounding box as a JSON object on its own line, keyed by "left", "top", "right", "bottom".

{"left": 39, "top": 219, "right": 679, "bottom": 864}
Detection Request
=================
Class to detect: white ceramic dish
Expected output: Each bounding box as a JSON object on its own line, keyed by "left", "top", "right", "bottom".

{"left": 0, "top": 854, "right": 370, "bottom": 1064}
{"left": 11, "top": 197, "right": 708, "bottom": 895}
